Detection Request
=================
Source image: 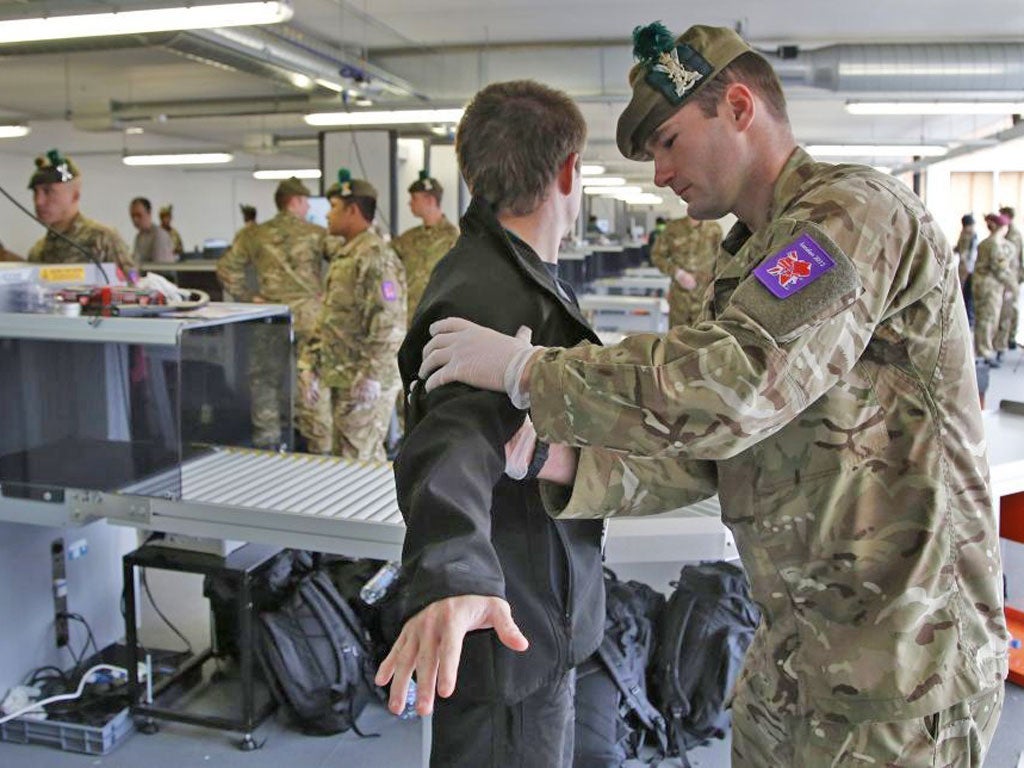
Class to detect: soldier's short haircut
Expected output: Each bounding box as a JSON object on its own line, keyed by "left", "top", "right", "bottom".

{"left": 130, "top": 197, "right": 152, "bottom": 213}
{"left": 456, "top": 80, "right": 586, "bottom": 217}
{"left": 345, "top": 196, "right": 376, "bottom": 223}
{"left": 691, "top": 51, "right": 789, "bottom": 124}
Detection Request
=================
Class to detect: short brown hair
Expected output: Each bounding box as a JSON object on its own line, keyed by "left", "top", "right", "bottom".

{"left": 456, "top": 80, "right": 586, "bottom": 216}
{"left": 692, "top": 51, "right": 789, "bottom": 124}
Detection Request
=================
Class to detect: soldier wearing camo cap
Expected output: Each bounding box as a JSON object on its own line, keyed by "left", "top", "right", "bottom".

{"left": 158, "top": 205, "right": 184, "bottom": 257}
{"left": 998, "top": 205, "right": 1022, "bottom": 350}
{"left": 973, "top": 213, "right": 1015, "bottom": 367}
{"left": 392, "top": 170, "right": 459, "bottom": 320}
{"left": 27, "top": 149, "right": 135, "bottom": 274}
{"left": 217, "top": 176, "right": 337, "bottom": 453}
{"left": 649, "top": 213, "right": 722, "bottom": 327}
{"left": 299, "top": 170, "right": 406, "bottom": 462}
{"left": 415, "top": 22, "right": 1007, "bottom": 767}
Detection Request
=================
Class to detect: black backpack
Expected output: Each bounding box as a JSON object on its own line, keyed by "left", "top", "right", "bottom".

{"left": 255, "top": 569, "right": 382, "bottom": 736}
{"left": 652, "top": 561, "right": 760, "bottom": 761}
{"left": 574, "top": 569, "right": 668, "bottom": 767}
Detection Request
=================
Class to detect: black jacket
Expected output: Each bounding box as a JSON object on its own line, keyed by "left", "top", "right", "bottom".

{"left": 394, "top": 197, "right": 605, "bottom": 704}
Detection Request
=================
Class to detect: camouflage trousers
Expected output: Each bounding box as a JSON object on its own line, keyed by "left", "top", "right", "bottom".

{"left": 331, "top": 385, "right": 399, "bottom": 462}
{"left": 997, "top": 284, "right": 1020, "bottom": 350}
{"left": 731, "top": 681, "right": 1003, "bottom": 767}
{"left": 250, "top": 328, "right": 332, "bottom": 453}
{"left": 972, "top": 276, "right": 1005, "bottom": 358}
{"left": 667, "top": 283, "right": 704, "bottom": 329}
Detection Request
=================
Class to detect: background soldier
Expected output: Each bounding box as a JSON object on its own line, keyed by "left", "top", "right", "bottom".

{"left": 973, "top": 212, "right": 1015, "bottom": 367}
{"left": 240, "top": 204, "right": 257, "bottom": 228}
{"left": 999, "top": 205, "right": 1022, "bottom": 349}
{"left": 650, "top": 214, "right": 722, "bottom": 327}
{"left": 299, "top": 171, "right": 406, "bottom": 462}
{"left": 955, "top": 213, "right": 978, "bottom": 326}
{"left": 27, "top": 150, "right": 134, "bottom": 274}
{"left": 416, "top": 23, "right": 1006, "bottom": 767}
{"left": 159, "top": 204, "right": 185, "bottom": 257}
{"left": 216, "top": 177, "right": 335, "bottom": 453}
{"left": 392, "top": 170, "right": 459, "bottom": 320}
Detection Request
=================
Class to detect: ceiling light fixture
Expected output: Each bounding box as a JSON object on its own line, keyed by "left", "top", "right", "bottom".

{"left": 315, "top": 79, "right": 345, "bottom": 93}
{"left": 0, "top": 2, "right": 293, "bottom": 44}
{"left": 846, "top": 101, "right": 1024, "bottom": 116}
{"left": 581, "top": 177, "right": 627, "bottom": 187}
{"left": 304, "top": 108, "right": 464, "bottom": 127}
{"left": 123, "top": 152, "right": 234, "bottom": 167}
{"left": 806, "top": 144, "right": 948, "bottom": 158}
{"left": 581, "top": 165, "right": 606, "bottom": 176}
{"left": 0, "top": 124, "right": 30, "bottom": 139}
{"left": 253, "top": 169, "right": 322, "bottom": 180}
{"left": 587, "top": 186, "right": 642, "bottom": 196}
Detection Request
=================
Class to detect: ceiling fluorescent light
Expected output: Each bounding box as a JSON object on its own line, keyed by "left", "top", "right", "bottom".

{"left": 0, "top": 124, "right": 30, "bottom": 139}
{"left": 587, "top": 186, "right": 642, "bottom": 196}
{"left": 581, "top": 165, "right": 606, "bottom": 176}
{"left": 846, "top": 101, "right": 1024, "bottom": 116}
{"left": 253, "top": 169, "right": 322, "bottom": 180}
{"left": 315, "top": 79, "right": 345, "bottom": 93}
{"left": 806, "top": 144, "right": 948, "bottom": 158}
{"left": 0, "top": 2, "right": 293, "bottom": 44}
{"left": 581, "top": 177, "right": 627, "bottom": 187}
{"left": 123, "top": 152, "right": 234, "bottom": 167}
{"left": 305, "top": 109, "right": 464, "bottom": 127}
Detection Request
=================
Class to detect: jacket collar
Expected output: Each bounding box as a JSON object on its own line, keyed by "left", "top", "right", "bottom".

{"left": 461, "top": 196, "right": 598, "bottom": 342}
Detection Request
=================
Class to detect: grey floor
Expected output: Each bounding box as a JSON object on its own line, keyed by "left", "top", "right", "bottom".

{"left": 2, "top": 349, "right": 1023, "bottom": 768}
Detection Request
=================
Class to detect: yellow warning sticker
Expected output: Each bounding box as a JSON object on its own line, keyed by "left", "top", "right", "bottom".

{"left": 39, "top": 266, "right": 87, "bottom": 282}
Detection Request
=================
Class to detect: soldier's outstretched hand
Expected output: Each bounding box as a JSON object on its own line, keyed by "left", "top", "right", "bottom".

{"left": 375, "top": 595, "right": 529, "bottom": 716}
{"left": 421, "top": 319, "right": 539, "bottom": 396}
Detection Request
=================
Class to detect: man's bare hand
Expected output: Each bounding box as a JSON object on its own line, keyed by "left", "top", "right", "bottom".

{"left": 674, "top": 268, "right": 698, "bottom": 290}
{"left": 374, "top": 595, "right": 529, "bottom": 716}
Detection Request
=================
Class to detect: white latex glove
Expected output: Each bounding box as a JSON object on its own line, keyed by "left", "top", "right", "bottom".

{"left": 299, "top": 370, "right": 320, "bottom": 406}
{"left": 352, "top": 376, "right": 382, "bottom": 407}
{"left": 674, "top": 268, "right": 697, "bottom": 290}
{"left": 136, "top": 271, "right": 189, "bottom": 302}
{"left": 504, "top": 417, "right": 538, "bottom": 480}
{"left": 420, "top": 320, "right": 540, "bottom": 406}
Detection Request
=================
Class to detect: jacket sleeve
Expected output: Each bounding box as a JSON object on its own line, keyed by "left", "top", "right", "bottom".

{"left": 394, "top": 381, "right": 525, "bottom": 622}
{"left": 351, "top": 248, "right": 406, "bottom": 380}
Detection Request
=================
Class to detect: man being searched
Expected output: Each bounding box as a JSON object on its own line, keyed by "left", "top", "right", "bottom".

{"left": 392, "top": 170, "right": 459, "bottom": 320}
{"left": 650, "top": 213, "right": 722, "bottom": 327}
{"left": 412, "top": 23, "right": 1007, "bottom": 767}
{"left": 129, "top": 197, "right": 176, "bottom": 264}
{"left": 217, "top": 177, "right": 335, "bottom": 453}
{"left": 28, "top": 150, "right": 135, "bottom": 274}
{"left": 375, "top": 81, "right": 605, "bottom": 768}
{"left": 298, "top": 171, "right": 406, "bottom": 462}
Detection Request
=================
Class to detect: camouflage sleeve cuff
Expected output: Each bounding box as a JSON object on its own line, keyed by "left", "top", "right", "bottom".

{"left": 541, "top": 447, "right": 717, "bottom": 519}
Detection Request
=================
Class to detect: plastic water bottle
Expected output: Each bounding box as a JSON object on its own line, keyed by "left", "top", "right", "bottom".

{"left": 360, "top": 561, "right": 400, "bottom": 605}
{"left": 399, "top": 681, "right": 419, "bottom": 720}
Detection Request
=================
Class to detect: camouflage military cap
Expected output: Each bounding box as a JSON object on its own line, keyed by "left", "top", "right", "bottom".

{"left": 275, "top": 176, "right": 312, "bottom": 198}
{"left": 408, "top": 169, "right": 442, "bottom": 196}
{"left": 240, "top": 204, "right": 257, "bottom": 219}
{"left": 325, "top": 168, "right": 377, "bottom": 200}
{"left": 159, "top": 205, "right": 172, "bottom": 216}
{"left": 29, "top": 149, "right": 81, "bottom": 189}
{"left": 616, "top": 22, "right": 752, "bottom": 161}
{"left": 999, "top": 206, "right": 1016, "bottom": 219}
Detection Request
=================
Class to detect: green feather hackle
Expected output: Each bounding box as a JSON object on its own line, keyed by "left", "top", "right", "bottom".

{"left": 418, "top": 169, "right": 429, "bottom": 181}
{"left": 632, "top": 22, "right": 676, "bottom": 64}
{"left": 46, "top": 148, "right": 64, "bottom": 167}
{"left": 337, "top": 168, "right": 352, "bottom": 183}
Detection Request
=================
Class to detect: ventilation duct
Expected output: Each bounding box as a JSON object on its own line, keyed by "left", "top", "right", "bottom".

{"left": 765, "top": 42, "right": 1024, "bottom": 92}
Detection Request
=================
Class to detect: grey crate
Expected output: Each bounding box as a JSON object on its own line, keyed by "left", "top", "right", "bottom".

{"left": 0, "top": 707, "right": 134, "bottom": 756}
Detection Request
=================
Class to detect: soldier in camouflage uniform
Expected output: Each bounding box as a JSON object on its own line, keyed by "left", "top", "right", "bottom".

{"left": 416, "top": 24, "right": 1007, "bottom": 767}
{"left": 998, "top": 205, "right": 1022, "bottom": 350}
{"left": 217, "top": 177, "right": 338, "bottom": 453}
{"left": 27, "top": 150, "right": 135, "bottom": 274}
{"left": 299, "top": 172, "right": 406, "bottom": 462}
{"left": 973, "top": 213, "right": 1015, "bottom": 366}
{"left": 649, "top": 214, "right": 722, "bottom": 327}
{"left": 159, "top": 205, "right": 185, "bottom": 257}
{"left": 392, "top": 171, "right": 459, "bottom": 320}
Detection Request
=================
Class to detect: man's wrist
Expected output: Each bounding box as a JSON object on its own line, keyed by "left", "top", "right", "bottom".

{"left": 519, "top": 348, "right": 544, "bottom": 398}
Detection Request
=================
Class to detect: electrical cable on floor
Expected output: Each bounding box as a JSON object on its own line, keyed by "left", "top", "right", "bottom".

{"left": 141, "top": 568, "right": 194, "bottom": 655}
{"left": 0, "top": 664, "right": 128, "bottom": 726}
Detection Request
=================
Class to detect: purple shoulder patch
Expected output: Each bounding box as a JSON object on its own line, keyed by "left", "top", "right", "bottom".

{"left": 381, "top": 280, "right": 397, "bottom": 302}
{"left": 752, "top": 233, "right": 835, "bottom": 299}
